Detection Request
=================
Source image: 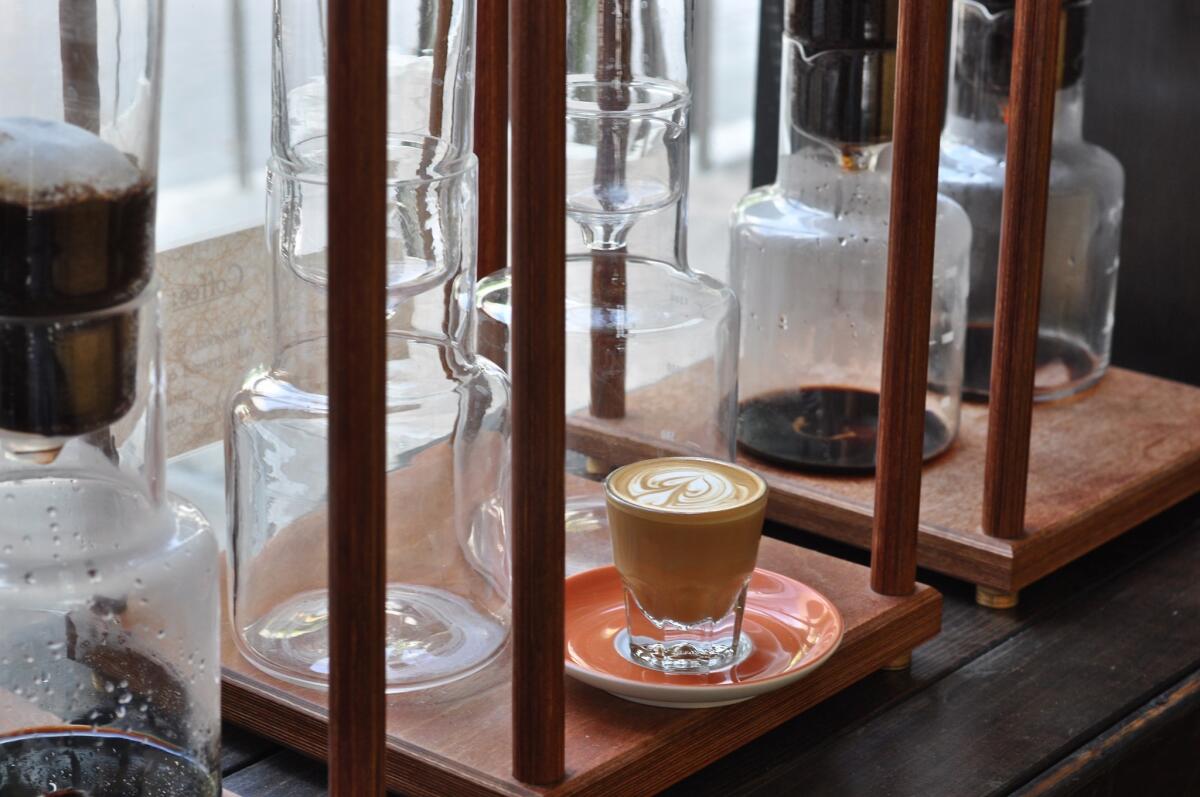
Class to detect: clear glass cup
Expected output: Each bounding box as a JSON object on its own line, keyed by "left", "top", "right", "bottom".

{"left": 0, "top": 4, "right": 221, "bottom": 794}
{"left": 939, "top": 0, "right": 1124, "bottom": 402}
{"left": 730, "top": 6, "right": 971, "bottom": 473}
{"left": 477, "top": 0, "right": 739, "bottom": 573}
{"left": 605, "top": 457, "right": 767, "bottom": 672}
{"left": 228, "top": 155, "right": 511, "bottom": 693}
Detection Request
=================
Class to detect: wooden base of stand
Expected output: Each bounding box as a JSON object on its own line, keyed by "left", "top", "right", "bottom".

{"left": 881, "top": 652, "right": 913, "bottom": 671}
{"left": 569, "top": 367, "right": 1200, "bottom": 593}
{"left": 221, "top": 538, "right": 940, "bottom": 796}
{"left": 976, "top": 586, "right": 1020, "bottom": 610}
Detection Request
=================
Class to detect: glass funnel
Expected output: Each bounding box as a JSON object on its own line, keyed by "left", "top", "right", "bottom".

{"left": 228, "top": 0, "right": 511, "bottom": 693}
{"left": 939, "top": 0, "right": 1123, "bottom": 402}
{"left": 0, "top": 4, "right": 221, "bottom": 794}
{"left": 476, "top": 0, "right": 738, "bottom": 571}
{"left": 730, "top": 0, "right": 971, "bottom": 473}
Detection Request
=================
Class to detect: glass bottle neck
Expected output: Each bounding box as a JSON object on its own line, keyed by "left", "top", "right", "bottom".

{"left": 270, "top": 254, "right": 475, "bottom": 376}
{"left": 944, "top": 82, "right": 1085, "bottom": 152}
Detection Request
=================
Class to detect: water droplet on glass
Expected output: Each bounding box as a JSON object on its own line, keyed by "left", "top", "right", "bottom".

{"left": 115, "top": 705, "right": 126, "bottom": 719}
{"left": 156, "top": 629, "right": 166, "bottom": 640}
{"left": 46, "top": 507, "right": 56, "bottom": 518}
{"left": 777, "top": 315, "right": 789, "bottom": 331}
{"left": 2, "top": 544, "right": 12, "bottom": 554}
{"left": 87, "top": 568, "right": 101, "bottom": 583}
{"left": 3, "top": 494, "right": 12, "bottom": 503}
{"left": 118, "top": 692, "right": 132, "bottom": 705}
{"left": 838, "top": 237, "right": 847, "bottom": 247}
{"left": 104, "top": 681, "right": 115, "bottom": 693}
{"left": 23, "top": 572, "right": 34, "bottom": 585}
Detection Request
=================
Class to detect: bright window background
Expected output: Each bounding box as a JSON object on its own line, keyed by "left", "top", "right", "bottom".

{"left": 156, "top": 0, "right": 759, "bottom": 281}
{"left": 158, "top": 1, "right": 271, "bottom": 249}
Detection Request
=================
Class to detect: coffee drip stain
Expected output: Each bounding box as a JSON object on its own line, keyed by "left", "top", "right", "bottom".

{"left": 738, "top": 385, "right": 953, "bottom": 474}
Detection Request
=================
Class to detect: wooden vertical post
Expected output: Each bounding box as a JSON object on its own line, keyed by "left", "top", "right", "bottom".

{"left": 870, "top": 0, "right": 949, "bottom": 596}
{"left": 510, "top": 0, "right": 567, "bottom": 785}
{"left": 476, "top": 0, "right": 509, "bottom": 277}
{"left": 327, "top": 0, "right": 388, "bottom": 794}
{"left": 982, "top": 0, "right": 1062, "bottom": 541}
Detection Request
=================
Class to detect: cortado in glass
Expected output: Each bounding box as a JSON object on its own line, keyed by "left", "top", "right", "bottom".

{"left": 605, "top": 457, "right": 768, "bottom": 672}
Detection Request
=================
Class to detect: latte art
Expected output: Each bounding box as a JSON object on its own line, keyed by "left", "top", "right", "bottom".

{"left": 607, "top": 457, "right": 765, "bottom": 515}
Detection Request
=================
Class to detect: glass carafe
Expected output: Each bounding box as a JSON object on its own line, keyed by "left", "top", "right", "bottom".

{"left": 228, "top": 0, "right": 511, "bottom": 693}
{"left": 476, "top": 0, "right": 738, "bottom": 569}
{"left": 0, "top": 4, "right": 221, "bottom": 794}
{"left": 939, "top": 0, "right": 1123, "bottom": 402}
{"left": 730, "top": 0, "right": 971, "bottom": 474}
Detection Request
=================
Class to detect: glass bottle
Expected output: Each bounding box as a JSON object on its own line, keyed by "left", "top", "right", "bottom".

{"left": 476, "top": 0, "right": 738, "bottom": 567}
{"left": 730, "top": 0, "right": 971, "bottom": 473}
{"left": 939, "top": 0, "right": 1123, "bottom": 402}
{"left": 228, "top": 0, "right": 511, "bottom": 693}
{"left": 0, "top": 3, "right": 222, "bottom": 795}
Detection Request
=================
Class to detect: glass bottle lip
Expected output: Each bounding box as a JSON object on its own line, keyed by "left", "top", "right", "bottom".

{"left": 268, "top": 140, "right": 478, "bottom": 186}
{"left": 0, "top": 277, "right": 159, "bottom": 324}
{"left": 565, "top": 76, "right": 690, "bottom": 119}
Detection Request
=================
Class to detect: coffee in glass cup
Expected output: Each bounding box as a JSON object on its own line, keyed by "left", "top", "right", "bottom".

{"left": 605, "top": 457, "right": 768, "bottom": 672}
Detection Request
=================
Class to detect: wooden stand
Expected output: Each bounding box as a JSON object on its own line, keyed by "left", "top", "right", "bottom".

{"left": 244, "top": 0, "right": 947, "bottom": 792}
{"left": 568, "top": 0, "right": 1200, "bottom": 605}
{"left": 569, "top": 366, "right": 1200, "bottom": 597}
{"left": 221, "top": 532, "right": 940, "bottom": 797}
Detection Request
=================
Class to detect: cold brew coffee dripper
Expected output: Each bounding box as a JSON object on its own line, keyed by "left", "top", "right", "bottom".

{"left": 0, "top": 6, "right": 222, "bottom": 795}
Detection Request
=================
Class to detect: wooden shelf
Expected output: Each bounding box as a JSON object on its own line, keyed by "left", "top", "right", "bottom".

{"left": 221, "top": 532, "right": 940, "bottom": 797}
{"left": 569, "top": 367, "right": 1200, "bottom": 592}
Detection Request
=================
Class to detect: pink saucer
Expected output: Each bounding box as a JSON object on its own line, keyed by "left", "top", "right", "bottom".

{"left": 564, "top": 566, "right": 844, "bottom": 708}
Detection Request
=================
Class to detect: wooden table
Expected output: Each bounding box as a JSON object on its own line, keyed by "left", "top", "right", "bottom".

{"left": 219, "top": 496, "right": 1200, "bottom": 796}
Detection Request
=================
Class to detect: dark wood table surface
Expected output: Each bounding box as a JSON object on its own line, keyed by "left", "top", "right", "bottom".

{"left": 219, "top": 496, "right": 1200, "bottom": 796}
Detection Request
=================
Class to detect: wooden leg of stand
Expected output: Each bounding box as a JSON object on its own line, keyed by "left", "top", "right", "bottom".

{"left": 883, "top": 653, "right": 913, "bottom": 671}
{"left": 976, "top": 586, "right": 1020, "bottom": 610}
